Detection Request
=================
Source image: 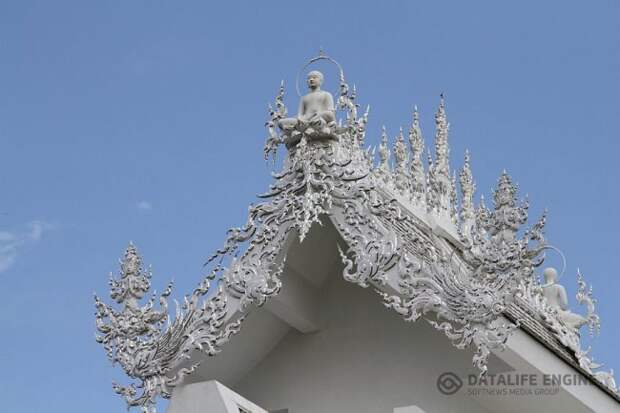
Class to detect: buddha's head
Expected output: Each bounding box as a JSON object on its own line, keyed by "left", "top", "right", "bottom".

{"left": 543, "top": 267, "right": 558, "bottom": 284}
{"left": 307, "top": 70, "right": 324, "bottom": 90}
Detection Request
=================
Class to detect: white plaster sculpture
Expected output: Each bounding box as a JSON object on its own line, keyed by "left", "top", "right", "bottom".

{"left": 94, "top": 243, "right": 243, "bottom": 412}
{"left": 278, "top": 70, "right": 337, "bottom": 147}
{"left": 542, "top": 267, "right": 587, "bottom": 330}
{"left": 94, "top": 52, "right": 618, "bottom": 412}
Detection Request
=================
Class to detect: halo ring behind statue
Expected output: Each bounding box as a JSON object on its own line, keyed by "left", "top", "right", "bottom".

{"left": 295, "top": 51, "right": 344, "bottom": 98}
{"left": 540, "top": 244, "right": 567, "bottom": 286}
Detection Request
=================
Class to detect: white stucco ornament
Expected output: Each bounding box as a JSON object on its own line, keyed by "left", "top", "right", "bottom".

{"left": 94, "top": 53, "right": 617, "bottom": 412}
{"left": 94, "top": 243, "right": 243, "bottom": 412}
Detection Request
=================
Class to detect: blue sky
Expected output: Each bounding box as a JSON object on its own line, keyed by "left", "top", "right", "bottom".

{"left": 1, "top": 1, "right": 619, "bottom": 411}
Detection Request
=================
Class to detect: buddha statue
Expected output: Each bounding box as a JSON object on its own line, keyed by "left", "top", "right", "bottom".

{"left": 278, "top": 70, "right": 337, "bottom": 148}
{"left": 541, "top": 267, "right": 587, "bottom": 331}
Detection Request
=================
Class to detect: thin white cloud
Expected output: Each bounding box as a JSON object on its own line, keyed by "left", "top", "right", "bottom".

{"left": 28, "top": 221, "right": 48, "bottom": 241}
{"left": 0, "top": 245, "right": 17, "bottom": 273}
{"left": 0, "top": 221, "right": 53, "bottom": 273}
{"left": 136, "top": 201, "right": 153, "bottom": 211}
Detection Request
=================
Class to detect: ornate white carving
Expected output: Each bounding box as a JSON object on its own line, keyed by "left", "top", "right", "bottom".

{"left": 458, "top": 151, "right": 475, "bottom": 244}
{"left": 427, "top": 94, "right": 452, "bottom": 216}
{"left": 408, "top": 106, "right": 426, "bottom": 205}
{"left": 94, "top": 243, "right": 243, "bottom": 412}
{"left": 95, "top": 54, "right": 618, "bottom": 411}
{"left": 264, "top": 81, "right": 287, "bottom": 161}
{"left": 373, "top": 126, "right": 391, "bottom": 185}
{"left": 575, "top": 270, "right": 601, "bottom": 337}
{"left": 516, "top": 266, "right": 614, "bottom": 391}
{"left": 377, "top": 170, "right": 546, "bottom": 375}
{"left": 393, "top": 127, "right": 410, "bottom": 194}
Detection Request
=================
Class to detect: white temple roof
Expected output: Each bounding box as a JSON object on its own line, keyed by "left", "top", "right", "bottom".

{"left": 94, "top": 54, "right": 618, "bottom": 412}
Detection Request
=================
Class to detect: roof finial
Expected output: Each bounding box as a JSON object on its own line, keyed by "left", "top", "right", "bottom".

{"left": 393, "top": 127, "right": 407, "bottom": 166}
{"left": 434, "top": 93, "right": 449, "bottom": 173}
{"left": 426, "top": 95, "right": 452, "bottom": 214}
{"left": 459, "top": 150, "right": 476, "bottom": 242}
{"left": 408, "top": 106, "right": 426, "bottom": 204}
{"left": 373, "top": 126, "right": 392, "bottom": 183}
{"left": 379, "top": 126, "right": 391, "bottom": 166}
{"left": 393, "top": 127, "right": 410, "bottom": 194}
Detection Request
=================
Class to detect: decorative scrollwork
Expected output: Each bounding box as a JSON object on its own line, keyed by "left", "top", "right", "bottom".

{"left": 96, "top": 56, "right": 617, "bottom": 413}
{"left": 95, "top": 243, "right": 244, "bottom": 412}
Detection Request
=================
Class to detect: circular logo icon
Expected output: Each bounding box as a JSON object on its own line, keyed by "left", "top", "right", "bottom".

{"left": 437, "top": 372, "right": 463, "bottom": 395}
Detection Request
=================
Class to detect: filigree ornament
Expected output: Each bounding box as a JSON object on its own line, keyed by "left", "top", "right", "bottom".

{"left": 95, "top": 243, "right": 243, "bottom": 412}
{"left": 576, "top": 348, "right": 618, "bottom": 392}
{"left": 393, "top": 128, "right": 410, "bottom": 194}
{"left": 264, "top": 81, "right": 287, "bottom": 162}
{"left": 427, "top": 94, "right": 452, "bottom": 215}
{"left": 458, "top": 151, "right": 475, "bottom": 244}
{"left": 408, "top": 106, "right": 426, "bottom": 205}
{"left": 373, "top": 126, "right": 391, "bottom": 185}
{"left": 575, "top": 270, "right": 601, "bottom": 337}
{"left": 96, "top": 56, "right": 617, "bottom": 413}
{"left": 370, "top": 171, "right": 546, "bottom": 376}
{"left": 516, "top": 266, "right": 613, "bottom": 391}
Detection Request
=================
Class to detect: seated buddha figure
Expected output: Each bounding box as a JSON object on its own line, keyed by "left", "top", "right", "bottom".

{"left": 278, "top": 70, "right": 337, "bottom": 147}
{"left": 541, "top": 267, "right": 587, "bottom": 331}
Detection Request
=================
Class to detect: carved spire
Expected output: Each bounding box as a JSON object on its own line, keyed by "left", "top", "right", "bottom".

{"left": 433, "top": 94, "right": 450, "bottom": 177}
{"left": 425, "top": 148, "right": 435, "bottom": 210}
{"left": 459, "top": 151, "right": 476, "bottom": 242}
{"left": 576, "top": 269, "right": 601, "bottom": 337}
{"left": 393, "top": 127, "right": 410, "bottom": 194}
{"left": 374, "top": 126, "right": 392, "bottom": 184}
{"left": 109, "top": 242, "right": 153, "bottom": 309}
{"left": 394, "top": 127, "right": 408, "bottom": 166}
{"left": 409, "top": 106, "right": 426, "bottom": 203}
{"left": 476, "top": 170, "right": 528, "bottom": 242}
{"left": 450, "top": 172, "right": 458, "bottom": 224}
{"left": 264, "top": 81, "right": 288, "bottom": 161}
{"left": 379, "top": 126, "right": 390, "bottom": 166}
{"left": 356, "top": 105, "right": 370, "bottom": 147}
{"left": 276, "top": 80, "right": 287, "bottom": 117}
{"left": 95, "top": 243, "right": 241, "bottom": 412}
{"left": 427, "top": 95, "right": 453, "bottom": 215}
{"left": 493, "top": 170, "right": 518, "bottom": 209}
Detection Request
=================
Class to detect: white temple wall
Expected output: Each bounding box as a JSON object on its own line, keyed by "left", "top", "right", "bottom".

{"left": 232, "top": 273, "right": 494, "bottom": 413}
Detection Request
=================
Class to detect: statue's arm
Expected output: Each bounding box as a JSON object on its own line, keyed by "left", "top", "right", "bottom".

{"left": 558, "top": 287, "right": 569, "bottom": 311}
{"left": 297, "top": 97, "right": 305, "bottom": 119}
{"left": 326, "top": 92, "right": 335, "bottom": 112}
{"left": 323, "top": 93, "right": 336, "bottom": 123}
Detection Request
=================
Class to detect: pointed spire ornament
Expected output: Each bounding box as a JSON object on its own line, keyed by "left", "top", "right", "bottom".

{"left": 450, "top": 172, "right": 458, "bottom": 224}
{"left": 493, "top": 170, "right": 518, "bottom": 209}
{"left": 409, "top": 106, "right": 426, "bottom": 204}
{"left": 379, "top": 126, "right": 390, "bottom": 166}
{"left": 374, "top": 126, "right": 392, "bottom": 184}
{"left": 394, "top": 127, "right": 408, "bottom": 166}
{"left": 576, "top": 269, "right": 601, "bottom": 338}
{"left": 95, "top": 243, "right": 242, "bottom": 413}
{"left": 427, "top": 95, "right": 452, "bottom": 215}
{"left": 459, "top": 151, "right": 476, "bottom": 242}
{"left": 433, "top": 94, "right": 450, "bottom": 176}
{"left": 477, "top": 170, "right": 528, "bottom": 243}
{"left": 355, "top": 105, "right": 371, "bottom": 146}
{"left": 393, "top": 127, "right": 410, "bottom": 194}
{"left": 263, "top": 81, "right": 289, "bottom": 161}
